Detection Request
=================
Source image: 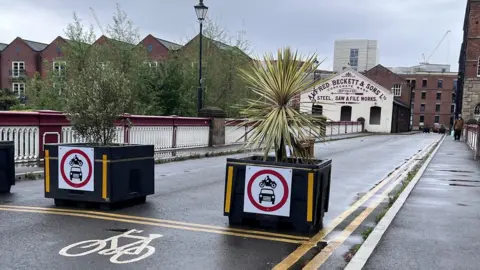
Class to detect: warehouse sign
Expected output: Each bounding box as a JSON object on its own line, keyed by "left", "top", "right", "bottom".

{"left": 308, "top": 70, "right": 390, "bottom": 104}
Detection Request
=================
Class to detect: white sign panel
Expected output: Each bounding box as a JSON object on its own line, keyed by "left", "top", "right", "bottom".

{"left": 308, "top": 70, "right": 389, "bottom": 104}
{"left": 243, "top": 165, "right": 293, "bottom": 217}
{"left": 58, "top": 146, "right": 95, "bottom": 191}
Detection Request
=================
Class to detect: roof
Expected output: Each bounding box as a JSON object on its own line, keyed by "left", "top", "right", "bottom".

{"left": 0, "top": 43, "right": 7, "bottom": 51}
{"left": 155, "top": 37, "right": 182, "bottom": 51}
{"left": 23, "top": 39, "right": 48, "bottom": 51}
{"left": 366, "top": 64, "right": 408, "bottom": 83}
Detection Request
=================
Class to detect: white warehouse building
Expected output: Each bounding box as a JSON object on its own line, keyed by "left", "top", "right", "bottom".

{"left": 300, "top": 68, "right": 406, "bottom": 133}
{"left": 333, "top": 39, "right": 379, "bottom": 73}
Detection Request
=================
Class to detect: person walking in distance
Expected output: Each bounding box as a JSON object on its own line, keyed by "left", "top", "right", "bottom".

{"left": 453, "top": 116, "right": 465, "bottom": 141}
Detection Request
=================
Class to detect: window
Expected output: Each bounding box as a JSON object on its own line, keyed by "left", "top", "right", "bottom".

{"left": 349, "top": 49, "right": 359, "bottom": 70}
{"left": 12, "top": 83, "right": 25, "bottom": 98}
{"left": 340, "top": 106, "right": 352, "bottom": 121}
{"left": 437, "top": 79, "right": 443, "bottom": 88}
{"left": 420, "top": 115, "right": 425, "bottom": 123}
{"left": 475, "top": 104, "right": 480, "bottom": 115}
{"left": 477, "top": 57, "right": 480, "bottom": 77}
{"left": 453, "top": 80, "right": 458, "bottom": 90}
{"left": 452, "top": 92, "right": 456, "bottom": 102}
{"left": 422, "top": 79, "right": 427, "bottom": 88}
{"left": 436, "top": 104, "right": 440, "bottom": 112}
{"left": 392, "top": 84, "right": 402, "bottom": 96}
{"left": 312, "top": 105, "right": 323, "bottom": 115}
{"left": 53, "top": 61, "right": 66, "bottom": 76}
{"left": 147, "top": 44, "right": 153, "bottom": 52}
{"left": 12, "top": 61, "right": 25, "bottom": 77}
{"left": 412, "top": 91, "right": 415, "bottom": 100}
{"left": 369, "top": 106, "right": 382, "bottom": 125}
{"left": 451, "top": 104, "right": 455, "bottom": 113}
{"left": 421, "top": 92, "right": 426, "bottom": 99}
{"left": 435, "top": 115, "right": 440, "bottom": 123}
{"left": 420, "top": 104, "right": 425, "bottom": 112}
{"left": 436, "top": 92, "right": 441, "bottom": 100}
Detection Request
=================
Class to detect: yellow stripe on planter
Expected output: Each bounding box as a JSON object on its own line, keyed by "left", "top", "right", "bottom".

{"left": 102, "top": 155, "right": 108, "bottom": 200}
{"left": 45, "top": 150, "right": 50, "bottom": 193}
{"left": 224, "top": 166, "right": 234, "bottom": 213}
{"left": 307, "top": 172, "right": 314, "bottom": 222}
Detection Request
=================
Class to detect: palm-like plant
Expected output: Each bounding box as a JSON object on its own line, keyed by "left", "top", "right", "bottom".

{"left": 237, "top": 47, "right": 327, "bottom": 163}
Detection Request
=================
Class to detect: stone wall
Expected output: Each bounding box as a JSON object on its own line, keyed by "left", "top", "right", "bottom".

{"left": 462, "top": 78, "right": 480, "bottom": 120}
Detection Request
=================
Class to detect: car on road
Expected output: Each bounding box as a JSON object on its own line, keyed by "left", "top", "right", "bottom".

{"left": 259, "top": 188, "right": 275, "bottom": 204}
{"left": 69, "top": 166, "right": 82, "bottom": 181}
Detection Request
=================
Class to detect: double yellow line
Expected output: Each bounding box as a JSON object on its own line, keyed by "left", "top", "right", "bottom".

{"left": 0, "top": 205, "right": 309, "bottom": 244}
{"left": 273, "top": 140, "right": 437, "bottom": 269}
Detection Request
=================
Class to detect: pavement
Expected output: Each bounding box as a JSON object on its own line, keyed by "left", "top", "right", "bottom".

{"left": 0, "top": 133, "right": 441, "bottom": 269}
{"left": 362, "top": 136, "right": 480, "bottom": 270}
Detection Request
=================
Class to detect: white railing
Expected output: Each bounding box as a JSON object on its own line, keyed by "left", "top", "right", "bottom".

{"left": 464, "top": 125, "right": 479, "bottom": 153}
{"left": 129, "top": 126, "right": 173, "bottom": 151}
{"left": 0, "top": 126, "right": 39, "bottom": 162}
{"left": 225, "top": 126, "right": 247, "bottom": 144}
{"left": 62, "top": 126, "right": 125, "bottom": 144}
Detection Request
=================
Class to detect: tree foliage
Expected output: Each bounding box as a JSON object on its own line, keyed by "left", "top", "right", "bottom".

{"left": 0, "top": 88, "right": 19, "bottom": 111}
{"left": 237, "top": 48, "right": 327, "bottom": 163}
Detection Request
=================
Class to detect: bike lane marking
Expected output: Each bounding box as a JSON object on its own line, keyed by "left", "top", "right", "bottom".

{"left": 0, "top": 204, "right": 309, "bottom": 241}
{"left": 0, "top": 206, "right": 308, "bottom": 244}
{"left": 59, "top": 229, "right": 163, "bottom": 265}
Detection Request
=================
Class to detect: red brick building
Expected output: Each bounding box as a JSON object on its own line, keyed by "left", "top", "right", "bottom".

{"left": 405, "top": 73, "right": 457, "bottom": 129}
{"left": 0, "top": 34, "right": 182, "bottom": 100}
{"left": 458, "top": 0, "right": 480, "bottom": 120}
{"left": 364, "top": 64, "right": 412, "bottom": 132}
{"left": 0, "top": 38, "right": 48, "bottom": 97}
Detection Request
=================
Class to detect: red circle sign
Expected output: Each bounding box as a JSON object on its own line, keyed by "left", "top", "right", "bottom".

{"left": 247, "top": 169, "right": 289, "bottom": 212}
{"left": 60, "top": 149, "right": 93, "bottom": 188}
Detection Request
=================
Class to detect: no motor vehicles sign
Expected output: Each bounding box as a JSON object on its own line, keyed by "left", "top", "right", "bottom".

{"left": 58, "top": 146, "right": 95, "bottom": 192}
{"left": 243, "top": 165, "right": 292, "bottom": 217}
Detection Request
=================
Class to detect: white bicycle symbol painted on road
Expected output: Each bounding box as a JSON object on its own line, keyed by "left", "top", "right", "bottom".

{"left": 59, "top": 229, "right": 163, "bottom": 264}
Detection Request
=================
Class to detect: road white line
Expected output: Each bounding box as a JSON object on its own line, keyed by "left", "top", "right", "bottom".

{"left": 344, "top": 135, "right": 446, "bottom": 270}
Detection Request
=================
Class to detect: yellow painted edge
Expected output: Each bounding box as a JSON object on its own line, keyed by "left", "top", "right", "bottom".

{"left": 0, "top": 207, "right": 305, "bottom": 245}
{"left": 45, "top": 150, "right": 50, "bottom": 193}
{"left": 102, "top": 155, "right": 107, "bottom": 200}
{"left": 307, "top": 173, "right": 314, "bottom": 222}
{"left": 0, "top": 204, "right": 311, "bottom": 241}
{"left": 224, "top": 166, "right": 234, "bottom": 213}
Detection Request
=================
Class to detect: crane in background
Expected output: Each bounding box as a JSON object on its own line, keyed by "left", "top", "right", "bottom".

{"left": 420, "top": 30, "right": 451, "bottom": 64}
{"left": 89, "top": 7, "right": 105, "bottom": 36}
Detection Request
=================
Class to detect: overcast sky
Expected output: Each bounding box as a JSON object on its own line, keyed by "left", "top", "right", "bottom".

{"left": 0, "top": 0, "right": 466, "bottom": 71}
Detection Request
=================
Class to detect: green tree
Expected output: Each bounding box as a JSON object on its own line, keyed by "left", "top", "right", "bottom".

{"left": 0, "top": 88, "right": 19, "bottom": 110}
{"left": 178, "top": 19, "right": 253, "bottom": 117}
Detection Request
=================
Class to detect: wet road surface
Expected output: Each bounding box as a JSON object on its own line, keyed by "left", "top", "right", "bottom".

{"left": 364, "top": 137, "right": 480, "bottom": 270}
{"left": 0, "top": 134, "right": 441, "bottom": 269}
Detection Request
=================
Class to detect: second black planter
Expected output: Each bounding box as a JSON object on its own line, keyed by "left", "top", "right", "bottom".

{"left": 223, "top": 155, "right": 331, "bottom": 233}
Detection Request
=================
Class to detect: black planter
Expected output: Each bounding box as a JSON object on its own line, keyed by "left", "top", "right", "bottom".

{"left": 0, "top": 141, "right": 15, "bottom": 194}
{"left": 44, "top": 143, "right": 154, "bottom": 208}
{"left": 223, "top": 155, "right": 331, "bottom": 233}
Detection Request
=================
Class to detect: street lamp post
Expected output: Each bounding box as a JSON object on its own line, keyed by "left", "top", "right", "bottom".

{"left": 194, "top": 0, "right": 208, "bottom": 114}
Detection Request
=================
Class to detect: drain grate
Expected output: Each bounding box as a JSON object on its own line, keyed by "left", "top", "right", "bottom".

{"left": 106, "top": 228, "right": 130, "bottom": 233}
{"left": 449, "top": 183, "right": 479, "bottom": 188}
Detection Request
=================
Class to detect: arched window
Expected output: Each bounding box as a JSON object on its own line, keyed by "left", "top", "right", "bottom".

{"left": 474, "top": 104, "right": 480, "bottom": 116}
{"left": 312, "top": 105, "right": 323, "bottom": 115}
{"left": 340, "top": 106, "right": 352, "bottom": 121}
{"left": 369, "top": 106, "right": 382, "bottom": 125}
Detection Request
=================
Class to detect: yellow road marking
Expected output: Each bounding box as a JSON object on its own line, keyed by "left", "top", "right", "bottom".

{"left": 272, "top": 143, "right": 431, "bottom": 270}
{"left": 306, "top": 173, "right": 314, "bottom": 222}
{"left": 45, "top": 150, "right": 50, "bottom": 193}
{"left": 0, "top": 205, "right": 310, "bottom": 241}
{"left": 0, "top": 207, "right": 306, "bottom": 244}
{"left": 303, "top": 168, "right": 405, "bottom": 269}
{"left": 102, "top": 155, "right": 108, "bottom": 200}
{"left": 224, "top": 166, "right": 234, "bottom": 213}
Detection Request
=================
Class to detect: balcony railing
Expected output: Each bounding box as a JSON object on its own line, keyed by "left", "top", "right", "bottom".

{"left": 8, "top": 69, "right": 27, "bottom": 81}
